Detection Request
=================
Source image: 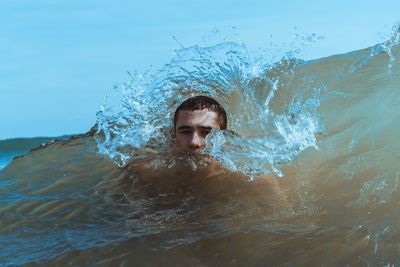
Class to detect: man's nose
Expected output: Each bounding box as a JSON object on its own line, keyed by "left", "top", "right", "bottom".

{"left": 189, "top": 132, "right": 203, "bottom": 149}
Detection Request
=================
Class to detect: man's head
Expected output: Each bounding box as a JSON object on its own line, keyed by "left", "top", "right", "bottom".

{"left": 173, "top": 96, "right": 227, "bottom": 155}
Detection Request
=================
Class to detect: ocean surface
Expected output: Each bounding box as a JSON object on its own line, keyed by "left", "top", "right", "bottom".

{"left": 1, "top": 27, "right": 400, "bottom": 266}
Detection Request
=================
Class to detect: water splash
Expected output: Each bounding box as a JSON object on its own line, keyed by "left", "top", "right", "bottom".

{"left": 346, "top": 23, "right": 400, "bottom": 74}
{"left": 204, "top": 91, "right": 323, "bottom": 179}
{"left": 95, "top": 38, "right": 324, "bottom": 177}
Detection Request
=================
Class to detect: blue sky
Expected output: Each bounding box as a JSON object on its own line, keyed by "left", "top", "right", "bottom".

{"left": 0, "top": 0, "right": 399, "bottom": 140}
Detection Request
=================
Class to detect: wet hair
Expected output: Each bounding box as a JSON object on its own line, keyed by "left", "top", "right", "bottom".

{"left": 173, "top": 96, "right": 227, "bottom": 130}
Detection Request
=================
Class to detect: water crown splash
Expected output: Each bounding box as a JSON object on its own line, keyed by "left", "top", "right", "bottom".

{"left": 95, "top": 38, "right": 324, "bottom": 179}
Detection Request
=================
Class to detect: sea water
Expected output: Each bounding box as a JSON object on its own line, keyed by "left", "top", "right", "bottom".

{"left": 1, "top": 26, "right": 400, "bottom": 266}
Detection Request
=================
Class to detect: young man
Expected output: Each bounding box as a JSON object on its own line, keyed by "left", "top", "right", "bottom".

{"left": 131, "top": 96, "right": 227, "bottom": 182}
{"left": 129, "top": 95, "right": 289, "bottom": 209}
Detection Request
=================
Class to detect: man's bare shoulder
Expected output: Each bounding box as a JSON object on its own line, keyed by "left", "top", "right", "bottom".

{"left": 126, "top": 158, "right": 176, "bottom": 179}
{"left": 125, "top": 157, "right": 291, "bottom": 208}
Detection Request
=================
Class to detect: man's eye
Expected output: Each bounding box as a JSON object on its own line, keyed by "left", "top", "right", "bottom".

{"left": 200, "top": 130, "right": 211, "bottom": 136}
{"left": 180, "top": 130, "right": 192, "bottom": 134}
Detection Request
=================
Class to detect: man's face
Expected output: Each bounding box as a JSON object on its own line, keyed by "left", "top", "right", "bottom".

{"left": 174, "top": 109, "right": 221, "bottom": 155}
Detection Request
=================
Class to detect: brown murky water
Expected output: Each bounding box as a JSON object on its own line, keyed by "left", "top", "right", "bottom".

{"left": 1, "top": 41, "right": 400, "bottom": 266}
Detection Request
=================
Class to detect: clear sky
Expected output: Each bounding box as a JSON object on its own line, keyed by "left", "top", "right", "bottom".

{"left": 0, "top": 0, "right": 399, "bottom": 140}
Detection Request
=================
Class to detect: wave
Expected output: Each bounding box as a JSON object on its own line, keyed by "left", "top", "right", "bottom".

{"left": 0, "top": 136, "right": 70, "bottom": 170}
{"left": 1, "top": 25, "right": 400, "bottom": 265}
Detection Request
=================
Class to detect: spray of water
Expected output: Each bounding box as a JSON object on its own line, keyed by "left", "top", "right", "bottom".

{"left": 95, "top": 35, "right": 325, "bottom": 178}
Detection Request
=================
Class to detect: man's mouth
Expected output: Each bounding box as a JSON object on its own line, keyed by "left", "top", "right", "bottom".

{"left": 188, "top": 151, "right": 201, "bottom": 156}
